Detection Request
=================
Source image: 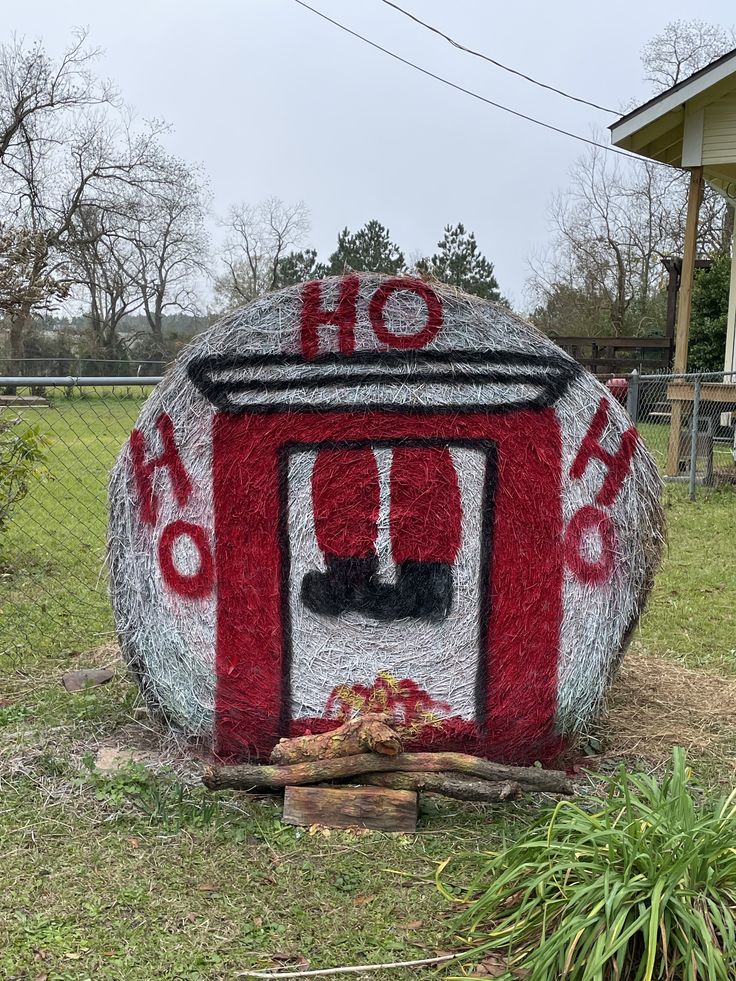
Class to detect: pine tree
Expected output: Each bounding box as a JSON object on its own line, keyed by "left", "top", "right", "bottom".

{"left": 416, "top": 223, "right": 503, "bottom": 302}
{"left": 275, "top": 248, "right": 325, "bottom": 287}
{"left": 326, "top": 220, "right": 405, "bottom": 275}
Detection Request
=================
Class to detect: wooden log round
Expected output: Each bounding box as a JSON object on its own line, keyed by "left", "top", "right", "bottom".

{"left": 270, "top": 713, "right": 402, "bottom": 765}
{"left": 356, "top": 771, "right": 522, "bottom": 802}
{"left": 283, "top": 785, "right": 418, "bottom": 833}
{"left": 202, "top": 752, "right": 572, "bottom": 795}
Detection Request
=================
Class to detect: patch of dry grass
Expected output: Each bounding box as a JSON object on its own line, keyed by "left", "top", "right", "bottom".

{"left": 603, "top": 651, "right": 736, "bottom": 775}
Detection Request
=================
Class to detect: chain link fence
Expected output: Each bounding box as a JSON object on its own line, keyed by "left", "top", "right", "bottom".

{"left": 1, "top": 370, "right": 734, "bottom": 664}
{"left": 0, "top": 377, "right": 160, "bottom": 666}
{"left": 623, "top": 370, "right": 736, "bottom": 497}
{"left": 0, "top": 356, "right": 171, "bottom": 378}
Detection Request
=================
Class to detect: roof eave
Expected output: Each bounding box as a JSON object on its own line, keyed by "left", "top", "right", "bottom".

{"left": 610, "top": 48, "right": 736, "bottom": 146}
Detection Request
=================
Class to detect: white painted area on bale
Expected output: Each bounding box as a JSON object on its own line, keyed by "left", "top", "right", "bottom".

{"left": 168, "top": 526, "right": 206, "bottom": 576}
{"left": 286, "top": 446, "right": 487, "bottom": 721}
{"left": 212, "top": 380, "right": 548, "bottom": 412}
{"left": 108, "top": 384, "right": 217, "bottom": 734}
{"left": 555, "top": 381, "right": 653, "bottom": 732}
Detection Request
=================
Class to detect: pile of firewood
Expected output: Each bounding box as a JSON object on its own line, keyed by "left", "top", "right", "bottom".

{"left": 202, "top": 714, "right": 573, "bottom": 832}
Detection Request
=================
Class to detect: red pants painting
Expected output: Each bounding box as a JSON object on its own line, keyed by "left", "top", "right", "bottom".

{"left": 302, "top": 447, "right": 462, "bottom": 621}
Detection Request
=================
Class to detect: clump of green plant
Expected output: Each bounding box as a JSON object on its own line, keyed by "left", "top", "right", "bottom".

{"left": 438, "top": 749, "right": 736, "bottom": 980}
{"left": 0, "top": 416, "right": 47, "bottom": 535}
{"left": 0, "top": 702, "right": 32, "bottom": 727}
{"left": 80, "top": 755, "right": 222, "bottom": 829}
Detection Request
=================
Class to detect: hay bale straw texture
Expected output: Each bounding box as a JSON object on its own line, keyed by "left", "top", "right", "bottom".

{"left": 108, "top": 274, "right": 664, "bottom": 764}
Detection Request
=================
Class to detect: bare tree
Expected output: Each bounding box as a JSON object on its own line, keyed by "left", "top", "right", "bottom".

{"left": 0, "top": 31, "right": 109, "bottom": 354}
{"left": 0, "top": 31, "right": 168, "bottom": 363}
{"left": 0, "top": 224, "right": 68, "bottom": 319}
{"left": 67, "top": 203, "right": 143, "bottom": 356}
{"left": 529, "top": 147, "right": 686, "bottom": 335}
{"left": 530, "top": 19, "right": 736, "bottom": 336}
{"left": 126, "top": 155, "right": 210, "bottom": 343}
{"left": 642, "top": 19, "right": 735, "bottom": 92}
{"left": 216, "top": 197, "right": 310, "bottom": 308}
{"left": 0, "top": 30, "right": 113, "bottom": 164}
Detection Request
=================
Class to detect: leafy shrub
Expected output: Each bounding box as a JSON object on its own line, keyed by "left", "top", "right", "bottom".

{"left": 439, "top": 749, "right": 736, "bottom": 980}
{"left": 0, "top": 416, "right": 47, "bottom": 536}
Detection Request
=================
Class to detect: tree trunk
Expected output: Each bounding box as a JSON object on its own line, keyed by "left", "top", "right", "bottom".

{"left": 5, "top": 305, "right": 31, "bottom": 394}
{"left": 270, "top": 713, "right": 402, "bottom": 765}
{"left": 153, "top": 292, "right": 164, "bottom": 339}
{"left": 356, "top": 771, "right": 522, "bottom": 802}
{"left": 9, "top": 305, "right": 29, "bottom": 364}
{"left": 723, "top": 204, "right": 735, "bottom": 257}
{"left": 202, "top": 752, "right": 572, "bottom": 795}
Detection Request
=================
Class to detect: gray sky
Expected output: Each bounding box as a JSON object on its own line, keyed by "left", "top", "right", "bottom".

{"left": 8, "top": 0, "right": 736, "bottom": 307}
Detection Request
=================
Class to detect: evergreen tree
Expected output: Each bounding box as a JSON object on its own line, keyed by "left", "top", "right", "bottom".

{"left": 416, "top": 223, "right": 503, "bottom": 302}
{"left": 326, "top": 220, "right": 405, "bottom": 275}
{"left": 275, "top": 248, "right": 325, "bottom": 287}
{"left": 688, "top": 253, "right": 730, "bottom": 372}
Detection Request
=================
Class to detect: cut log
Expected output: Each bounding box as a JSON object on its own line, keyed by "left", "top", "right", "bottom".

{"left": 282, "top": 785, "right": 418, "bottom": 833}
{"left": 356, "top": 771, "right": 522, "bottom": 803}
{"left": 202, "top": 751, "right": 572, "bottom": 795}
{"left": 270, "top": 713, "right": 401, "bottom": 765}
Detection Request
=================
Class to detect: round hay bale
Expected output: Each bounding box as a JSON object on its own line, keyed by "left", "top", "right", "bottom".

{"left": 108, "top": 274, "right": 664, "bottom": 763}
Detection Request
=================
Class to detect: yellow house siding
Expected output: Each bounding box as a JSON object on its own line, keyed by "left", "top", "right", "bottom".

{"left": 702, "top": 92, "right": 736, "bottom": 165}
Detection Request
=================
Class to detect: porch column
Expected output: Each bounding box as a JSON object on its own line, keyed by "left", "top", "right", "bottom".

{"left": 666, "top": 166, "right": 703, "bottom": 477}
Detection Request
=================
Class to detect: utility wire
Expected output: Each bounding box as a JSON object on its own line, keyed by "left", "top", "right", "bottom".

{"left": 289, "top": 0, "right": 640, "bottom": 161}
{"left": 379, "top": 0, "right": 618, "bottom": 114}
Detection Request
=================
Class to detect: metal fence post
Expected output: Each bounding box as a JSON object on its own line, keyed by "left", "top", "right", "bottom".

{"left": 688, "top": 375, "right": 701, "bottom": 501}
{"left": 626, "top": 369, "right": 640, "bottom": 424}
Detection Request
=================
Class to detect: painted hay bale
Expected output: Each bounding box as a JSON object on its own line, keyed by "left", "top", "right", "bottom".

{"left": 108, "top": 274, "right": 664, "bottom": 763}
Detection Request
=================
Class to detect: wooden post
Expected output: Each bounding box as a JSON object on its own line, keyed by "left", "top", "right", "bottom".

{"left": 661, "top": 257, "right": 681, "bottom": 366}
{"left": 666, "top": 167, "right": 703, "bottom": 477}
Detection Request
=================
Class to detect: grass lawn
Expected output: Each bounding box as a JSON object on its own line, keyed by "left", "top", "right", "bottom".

{"left": 1, "top": 391, "right": 144, "bottom": 668}
{"left": 1, "top": 394, "right": 735, "bottom": 979}
{"left": 0, "top": 755, "right": 490, "bottom": 980}
{"left": 637, "top": 485, "right": 736, "bottom": 671}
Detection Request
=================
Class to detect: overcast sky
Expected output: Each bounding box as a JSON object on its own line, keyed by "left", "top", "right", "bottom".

{"left": 8, "top": 0, "right": 736, "bottom": 308}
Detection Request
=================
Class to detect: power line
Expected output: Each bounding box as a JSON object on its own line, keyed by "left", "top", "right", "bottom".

{"left": 379, "top": 0, "right": 618, "bottom": 114}
{"left": 289, "top": 0, "right": 639, "bottom": 160}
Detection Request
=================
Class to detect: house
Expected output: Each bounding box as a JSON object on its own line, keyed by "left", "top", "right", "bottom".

{"left": 611, "top": 49, "right": 736, "bottom": 473}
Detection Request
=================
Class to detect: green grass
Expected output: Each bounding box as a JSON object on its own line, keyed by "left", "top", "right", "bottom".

{"left": 638, "top": 485, "right": 736, "bottom": 672}
{"left": 0, "top": 718, "right": 539, "bottom": 981}
{"left": 0, "top": 394, "right": 734, "bottom": 978}
{"left": 1, "top": 391, "right": 143, "bottom": 668}
{"left": 0, "top": 774, "right": 462, "bottom": 980}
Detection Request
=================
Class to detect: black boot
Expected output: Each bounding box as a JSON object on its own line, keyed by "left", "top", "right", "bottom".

{"left": 368, "top": 561, "right": 454, "bottom": 622}
{"left": 301, "top": 556, "right": 379, "bottom": 617}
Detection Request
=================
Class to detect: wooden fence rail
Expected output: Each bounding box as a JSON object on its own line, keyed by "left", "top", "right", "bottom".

{"left": 552, "top": 336, "right": 672, "bottom": 376}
